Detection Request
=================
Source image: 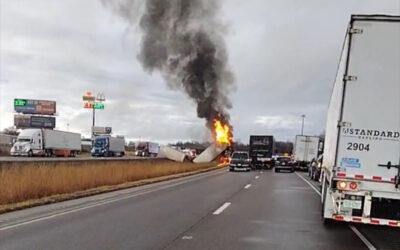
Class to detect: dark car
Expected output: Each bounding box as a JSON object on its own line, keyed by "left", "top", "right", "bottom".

{"left": 274, "top": 156, "right": 294, "bottom": 173}
{"left": 229, "top": 151, "right": 251, "bottom": 172}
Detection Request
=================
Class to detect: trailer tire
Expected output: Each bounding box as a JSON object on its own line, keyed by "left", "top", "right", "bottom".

{"left": 28, "top": 150, "right": 33, "bottom": 157}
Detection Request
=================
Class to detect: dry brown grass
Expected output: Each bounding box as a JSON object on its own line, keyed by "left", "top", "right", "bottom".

{"left": 0, "top": 159, "right": 216, "bottom": 206}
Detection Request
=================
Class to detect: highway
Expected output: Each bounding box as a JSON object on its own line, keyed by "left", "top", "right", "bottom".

{"left": 0, "top": 168, "right": 398, "bottom": 250}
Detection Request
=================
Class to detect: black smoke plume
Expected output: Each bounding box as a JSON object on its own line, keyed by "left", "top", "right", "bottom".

{"left": 102, "top": 0, "right": 234, "bottom": 127}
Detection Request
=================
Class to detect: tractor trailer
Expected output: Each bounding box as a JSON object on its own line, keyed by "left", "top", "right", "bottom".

{"left": 293, "top": 135, "right": 320, "bottom": 171}
{"left": 249, "top": 135, "right": 275, "bottom": 169}
{"left": 321, "top": 15, "right": 400, "bottom": 226}
{"left": 10, "top": 128, "right": 81, "bottom": 157}
{"left": 91, "top": 135, "right": 125, "bottom": 157}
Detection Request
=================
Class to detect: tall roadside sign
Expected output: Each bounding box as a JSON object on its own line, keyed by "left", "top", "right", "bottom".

{"left": 14, "top": 99, "right": 56, "bottom": 115}
{"left": 83, "top": 92, "right": 105, "bottom": 137}
{"left": 14, "top": 99, "right": 57, "bottom": 129}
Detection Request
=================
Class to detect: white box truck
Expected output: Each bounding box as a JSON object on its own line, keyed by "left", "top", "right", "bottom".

{"left": 321, "top": 15, "right": 400, "bottom": 227}
{"left": 91, "top": 135, "right": 125, "bottom": 157}
{"left": 10, "top": 128, "right": 81, "bottom": 157}
{"left": 293, "top": 135, "right": 320, "bottom": 171}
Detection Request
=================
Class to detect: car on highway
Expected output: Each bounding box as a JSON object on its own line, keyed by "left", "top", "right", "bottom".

{"left": 274, "top": 156, "right": 294, "bottom": 173}
{"left": 229, "top": 151, "right": 251, "bottom": 172}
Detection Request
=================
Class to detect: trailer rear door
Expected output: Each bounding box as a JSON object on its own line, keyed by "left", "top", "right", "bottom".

{"left": 336, "top": 17, "right": 400, "bottom": 181}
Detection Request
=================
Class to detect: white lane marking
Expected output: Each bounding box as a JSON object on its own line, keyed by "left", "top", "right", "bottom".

{"left": 295, "top": 172, "right": 376, "bottom": 250}
{"left": 182, "top": 235, "right": 193, "bottom": 240}
{"left": 213, "top": 202, "right": 231, "bottom": 215}
{"left": 255, "top": 176, "right": 260, "bottom": 179}
{"left": 244, "top": 184, "right": 251, "bottom": 189}
{"left": 0, "top": 169, "right": 226, "bottom": 231}
{"left": 295, "top": 172, "right": 321, "bottom": 195}
{"left": 349, "top": 225, "right": 377, "bottom": 250}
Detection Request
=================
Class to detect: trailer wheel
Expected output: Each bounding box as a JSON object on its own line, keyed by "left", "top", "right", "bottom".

{"left": 28, "top": 150, "right": 33, "bottom": 157}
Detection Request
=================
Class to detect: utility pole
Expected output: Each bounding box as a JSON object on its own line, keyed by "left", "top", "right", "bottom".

{"left": 301, "top": 114, "right": 306, "bottom": 135}
{"left": 92, "top": 106, "right": 96, "bottom": 129}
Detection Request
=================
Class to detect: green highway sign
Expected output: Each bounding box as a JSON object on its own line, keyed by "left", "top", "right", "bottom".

{"left": 94, "top": 102, "right": 105, "bottom": 110}
{"left": 14, "top": 99, "right": 27, "bottom": 107}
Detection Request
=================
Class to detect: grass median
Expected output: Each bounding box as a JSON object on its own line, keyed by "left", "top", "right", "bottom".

{"left": 0, "top": 159, "right": 220, "bottom": 213}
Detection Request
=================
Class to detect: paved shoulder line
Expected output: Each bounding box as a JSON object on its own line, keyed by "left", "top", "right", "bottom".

{"left": 349, "top": 225, "right": 377, "bottom": 250}
{"left": 0, "top": 168, "right": 226, "bottom": 231}
{"left": 295, "top": 172, "right": 321, "bottom": 195}
{"left": 295, "top": 172, "right": 376, "bottom": 250}
{"left": 213, "top": 202, "right": 231, "bottom": 215}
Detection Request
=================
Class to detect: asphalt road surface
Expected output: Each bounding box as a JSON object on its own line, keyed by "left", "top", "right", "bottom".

{"left": 0, "top": 168, "right": 397, "bottom": 250}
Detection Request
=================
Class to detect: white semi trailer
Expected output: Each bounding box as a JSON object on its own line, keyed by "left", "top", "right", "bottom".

{"left": 321, "top": 15, "right": 400, "bottom": 227}
{"left": 10, "top": 128, "right": 81, "bottom": 157}
{"left": 293, "top": 135, "right": 320, "bottom": 171}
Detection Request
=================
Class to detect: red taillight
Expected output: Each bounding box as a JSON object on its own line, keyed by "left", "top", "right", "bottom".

{"left": 349, "top": 182, "right": 358, "bottom": 190}
{"left": 336, "top": 181, "right": 359, "bottom": 191}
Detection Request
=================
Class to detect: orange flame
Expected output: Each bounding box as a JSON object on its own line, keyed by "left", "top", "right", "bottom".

{"left": 213, "top": 119, "right": 232, "bottom": 146}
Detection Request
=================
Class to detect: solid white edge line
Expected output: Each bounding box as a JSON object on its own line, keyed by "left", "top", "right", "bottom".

{"left": 213, "top": 202, "right": 231, "bottom": 215}
{"left": 295, "top": 172, "right": 321, "bottom": 195}
{"left": 295, "top": 172, "right": 376, "bottom": 250}
{"left": 244, "top": 184, "right": 251, "bottom": 189}
{"left": 349, "top": 225, "right": 377, "bottom": 250}
{"left": 0, "top": 168, "right": 226, "bottom": 231}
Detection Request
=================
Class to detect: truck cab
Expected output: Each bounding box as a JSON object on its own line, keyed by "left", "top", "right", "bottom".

{"left": 91, "top": 136, "right": 125, "bottom": 157}
{"left": 10, "top": 129, "right": 43, "bottom": 156}
{"left": 91, "top": 136, "right": 109, "bottom": 157}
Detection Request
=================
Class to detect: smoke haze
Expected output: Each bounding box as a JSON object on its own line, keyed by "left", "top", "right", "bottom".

{"left": 102, "top": 0, "right": 235, "bottom": 127}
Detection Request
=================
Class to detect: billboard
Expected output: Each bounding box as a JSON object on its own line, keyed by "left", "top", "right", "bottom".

{"left": 30, "top": 116, "right": 56, "bottom": 128}
{"left": 14, "top": 115, "right": 30, "bottom": 128}
{"left": 14, "top": 115, "right": 56, "bottom": 129}
{"left": 92, "top": 126, "right": 112, "bottom": 135}
{"left": 14, "top": 99, "right": 56, "bottom": 115}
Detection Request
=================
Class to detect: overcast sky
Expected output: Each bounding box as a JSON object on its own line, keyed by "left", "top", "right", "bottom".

{"left": 1, "top": 0, "right": 399, "bottom": 144}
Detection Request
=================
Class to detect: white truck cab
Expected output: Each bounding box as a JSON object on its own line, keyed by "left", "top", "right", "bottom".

{"left": 10, "top": 129, "right": 43, "bottom": 156}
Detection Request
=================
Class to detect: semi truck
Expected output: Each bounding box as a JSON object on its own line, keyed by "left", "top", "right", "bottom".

{"left": 249, "top": 135, "right": 275, "bottom": 169}
{"left": 91, "top": 135, "right": 125, "bottom": 157}
{"left": 135, "top": 142, "right": 159, "bottom": 157}
{"left": 321, "top": 15, "right": 400, "bottom": 226}
{"left": 10, "top": 128, "right": 81, "bottom": 157}
{"left": 293, "top": 135, "right": 320, "bottom": 171}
